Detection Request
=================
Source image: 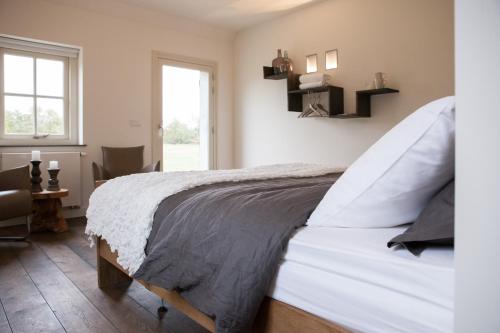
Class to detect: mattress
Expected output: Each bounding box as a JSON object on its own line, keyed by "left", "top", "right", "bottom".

{"left": 268, "top": 226, "right": 454, "bottom": 333}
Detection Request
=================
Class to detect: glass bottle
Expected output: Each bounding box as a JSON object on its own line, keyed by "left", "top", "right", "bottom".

{"left": 272, "top": 49, "right": 284, "bottom": 74}
{"left": 283, "top": 50, "right": 293, "bottom": 73}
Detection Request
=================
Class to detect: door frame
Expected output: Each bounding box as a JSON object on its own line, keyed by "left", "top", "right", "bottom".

{"left": 151, "top": 51, "right": 217, "bottom": 170}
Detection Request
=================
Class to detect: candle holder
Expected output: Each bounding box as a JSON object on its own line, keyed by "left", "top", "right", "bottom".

{"left": 47, "top": 168, "right": 61, "bottom": 191}
{"left": 31, "top": 160, "right": 43, "bottom": 193}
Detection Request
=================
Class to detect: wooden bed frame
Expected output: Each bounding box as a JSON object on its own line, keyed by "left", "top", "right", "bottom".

{"left": 97, "top": 237, "right": 351, "bottom": 333}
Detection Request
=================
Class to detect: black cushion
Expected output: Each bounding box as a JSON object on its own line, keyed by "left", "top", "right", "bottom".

{"left": 388, "top": 180, "right": 454, "bottom": 255}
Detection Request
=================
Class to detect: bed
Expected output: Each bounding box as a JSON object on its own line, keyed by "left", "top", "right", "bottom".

{"left": 89, "top": 97, "right": 456, "bottom": 333}
{"left": 90, "top": 167, "right": 453, "bottom": 333}
{"left": 96, "top": 225, "right": 453, "bottom": 333}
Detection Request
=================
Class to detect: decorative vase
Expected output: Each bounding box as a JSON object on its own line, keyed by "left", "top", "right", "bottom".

{"left": 31, "top": 160, "right": 43, "bottom": 193}
{"left": 283, "top": 50, "right": 293, "bottom": 73}
{"left": 272, "top": 49, "right": 285, "bottom": 74}
{"left": 373, "top": 72, "right": 387, "bottom": 89}
{"left": 47, "top": 169, "right": 61, "bottom": 191}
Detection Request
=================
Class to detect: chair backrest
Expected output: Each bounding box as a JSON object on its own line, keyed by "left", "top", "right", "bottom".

{"left": 102, "top": 146, "right": 145, "bottom": 179}
{"left": 0, "top": 165, "right": 31, "bottom": 192}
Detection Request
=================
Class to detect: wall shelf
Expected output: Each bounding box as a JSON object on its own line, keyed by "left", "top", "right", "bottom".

{"left": 356, "top": 88, "right": 399, "bottom": 117}
{"left": 288, "top": 86, "right": 344, "bottom": 116}
{"left": 263, "top": 66, "right": 291, "bottom": 80}
{"left": 263, "top": 66, "right": 344, "bottom": 116}
{"left": 288, "top": 86, "right": 332, "bottom": 94}
{"left": 331, "top": 113, "right": 368, "bottom": 119}
{"left": 263, "top": 66, "right": 399, "bottom": 119}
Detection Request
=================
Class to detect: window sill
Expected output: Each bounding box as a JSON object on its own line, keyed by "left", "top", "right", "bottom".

{"left": 0, "top": 144, "right": 87, "bottom": 147}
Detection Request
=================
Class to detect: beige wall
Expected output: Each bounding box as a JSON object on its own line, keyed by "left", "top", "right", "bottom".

{"left": 0, "top": 0, "right": 235, "bottom": 216}
{"left": 233, "top": 0, "right": 454, "bottom": 168}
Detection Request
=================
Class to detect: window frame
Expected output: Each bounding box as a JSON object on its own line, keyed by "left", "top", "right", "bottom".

{"left": 0, "top": 36, "right": 81, "bottom": 146}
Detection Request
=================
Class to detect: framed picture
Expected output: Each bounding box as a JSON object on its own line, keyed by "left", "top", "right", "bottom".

{"left": 306, "top": 54, "right": 318, "bottom": 73}
{"left": 325, "top": 49, "right": 338, "bottom": 70}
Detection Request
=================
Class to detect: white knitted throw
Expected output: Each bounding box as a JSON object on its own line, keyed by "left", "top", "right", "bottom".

{"left": 85, "top": 163, "right": 343, "bottom": 274}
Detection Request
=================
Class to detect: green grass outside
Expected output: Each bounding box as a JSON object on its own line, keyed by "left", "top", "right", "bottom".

{"left": 163, "top": 143, "right": 201, "bottom": 171}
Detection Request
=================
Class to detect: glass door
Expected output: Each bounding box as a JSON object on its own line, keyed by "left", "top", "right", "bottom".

{"left": 153, "top": 56, "right": 215, "bottom": 171}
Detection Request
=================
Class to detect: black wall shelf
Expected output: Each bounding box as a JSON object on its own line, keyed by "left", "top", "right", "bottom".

{"left": 288, "top": 86, "right": 333, "bottom": 94}
{"left": 264, "top": 66, "right": 344, "bottom": 116}
{"left": 263, "top": 66, "right": 399, "bottom": 119}
{"left": 288, "top": 86, "right": 344, "bottom": 116}
{"left": 356, "top": 88, "right": 399, "bottom": 117}
{"left": 263, "top": 66, "right": 291, "bottom": 80}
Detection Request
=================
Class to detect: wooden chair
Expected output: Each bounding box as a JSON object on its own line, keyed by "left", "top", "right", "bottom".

{"left": 92, "top": 146, "right": 160, "bottom": 187}
{"left": 0, "top": 165, "right": 32, "bottom": 241}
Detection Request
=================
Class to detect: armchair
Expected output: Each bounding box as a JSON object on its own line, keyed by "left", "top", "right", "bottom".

{"left": 0, "top": 165, "right": 32, "bottom": 241}
{"left": 92, "top": 146, "right": 160, "bottom": 187}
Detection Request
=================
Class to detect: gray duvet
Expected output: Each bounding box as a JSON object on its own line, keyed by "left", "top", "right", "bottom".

{"left": 133, "top": 173, "right": 340, "bottom": 333}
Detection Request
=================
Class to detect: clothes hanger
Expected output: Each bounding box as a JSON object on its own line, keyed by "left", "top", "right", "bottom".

{"left": 299, "top": 92, "right": 328, "bottom": 118}
{"left": 316, "top": 103, "right": 329, "bottom": 116}
{"left": 299, "top": 91, "right": 316, "bottom": 117}
{"left": 309, "top": 93, "right": 324, "bottom": 117}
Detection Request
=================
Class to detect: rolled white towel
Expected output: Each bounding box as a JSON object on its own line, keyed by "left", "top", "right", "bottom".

{"left": 299, "top": 81, "right": 327, "bottom": 90}
{"left": 299, "top": 73, "right": 330, "bottom": 84}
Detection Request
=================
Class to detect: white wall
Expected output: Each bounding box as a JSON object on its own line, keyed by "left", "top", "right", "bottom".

{"left": 455, "top": 0, "right": 500, "bottom": 331}
{"left": 233, "top": 0, "right": 454, "bottom": 168}
{"left": 0, "top": 0, "right": 235, "bottom": 216}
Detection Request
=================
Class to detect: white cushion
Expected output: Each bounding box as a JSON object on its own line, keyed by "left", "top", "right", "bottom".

{"left": 308, "top": 96, "right": 455, "bottom": 228}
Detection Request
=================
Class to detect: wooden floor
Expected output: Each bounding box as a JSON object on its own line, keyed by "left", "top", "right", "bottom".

{"left": 0, "top": 218, "right": 209, "bottom": 333}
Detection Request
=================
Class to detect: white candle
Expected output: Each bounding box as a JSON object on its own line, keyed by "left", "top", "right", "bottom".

{"left": 49, "top": 160, "right": 59, "bottom": 169}
{"left": 31, "top": 150, "right": 41, "bottom": 161}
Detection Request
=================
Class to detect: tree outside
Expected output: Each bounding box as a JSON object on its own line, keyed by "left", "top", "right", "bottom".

{"left": 162, "top": 118, "right": 201, "bottom": 171}
{"left": 163, "top": 119, "right": 199, "bottom": 144}
{"left": 5, "top": 109, "right": 34, "bottom": 134}
{"left": 5, "top": 107, "right": 63, "bottom": 135}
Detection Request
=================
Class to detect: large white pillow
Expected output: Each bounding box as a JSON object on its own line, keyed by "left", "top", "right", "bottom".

{"left": 308, "top": 96, "right": 455, "bottom": 228}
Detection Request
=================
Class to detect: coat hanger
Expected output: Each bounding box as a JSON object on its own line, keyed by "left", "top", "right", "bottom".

{"left": 310, "top": 93, "right": 325, "bottom": 117}
{"left": 299, "top": 92, "right": 328, "bottom": 118}
{"left": 316, "top": 103, "right": 328, "bottom": 116}
{"left": 299, "top": 91, "right": 315, "bottom": 117}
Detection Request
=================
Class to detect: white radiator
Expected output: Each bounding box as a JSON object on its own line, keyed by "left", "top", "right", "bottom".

{"left": 0, "top": 152, "right": 82, "bottom": 207}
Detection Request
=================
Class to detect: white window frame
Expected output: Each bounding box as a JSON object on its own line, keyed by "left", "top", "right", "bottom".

{"left": 0, "top": 35, "right": 81, "bottom": 146}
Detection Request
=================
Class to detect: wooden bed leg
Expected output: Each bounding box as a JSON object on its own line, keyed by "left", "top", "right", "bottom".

{"left": 96, "top": 237, "right": 132, "bottom": 289}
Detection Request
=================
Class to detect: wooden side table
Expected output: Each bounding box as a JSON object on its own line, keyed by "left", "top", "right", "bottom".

{"left": 32, "top": 189, "right": 69, "bottom": 233}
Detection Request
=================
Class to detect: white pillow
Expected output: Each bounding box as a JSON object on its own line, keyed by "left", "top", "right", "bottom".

{"left": 308, "top": 96, "right": 455, "bottom": 228}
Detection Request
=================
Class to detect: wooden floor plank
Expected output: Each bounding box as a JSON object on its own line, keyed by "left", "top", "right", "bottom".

{"left": 14, "top": 242, "right": 119, "bottom": 333}
{"left": 0, "top": 219, "right": 208, "bottom": 333}
{"left": 61, "top": 220, "right": 209, "bottom": 333}
{"left": 35, "top": 239, "right": 173, "bottom": 333}
{"left": 0, "top": 244, "right": 64, "bottom": 333}
{"left": 0, "top": 298, "right": 12, "bottom": 333}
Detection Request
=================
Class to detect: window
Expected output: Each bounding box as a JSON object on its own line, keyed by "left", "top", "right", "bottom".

{"left": 0, "top": 36, "right": 81, "bottom": 145}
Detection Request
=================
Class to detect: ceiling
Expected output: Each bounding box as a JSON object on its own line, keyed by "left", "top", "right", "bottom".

{"left": 116, "top": 0, "right": 322, "bottom": 31}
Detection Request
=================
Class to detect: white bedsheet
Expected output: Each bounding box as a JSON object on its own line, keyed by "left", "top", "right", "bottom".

{"left": 268, "top": 226, "right": 454, "bottom": 333}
